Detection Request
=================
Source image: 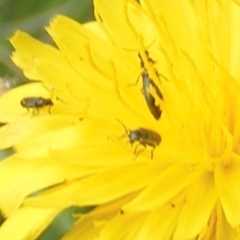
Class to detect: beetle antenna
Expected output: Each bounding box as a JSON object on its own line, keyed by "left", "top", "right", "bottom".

{"left": 116, "top": 118, "right": 129, "bottom": 135}
{"left": 50, "top": 88, "right": 54, "bottom": 98}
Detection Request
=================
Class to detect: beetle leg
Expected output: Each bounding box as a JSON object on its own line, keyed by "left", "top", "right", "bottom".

{"left": 132, "top": 146, "right": 141, "bottom": 161}
{"left": 128, "top": 74, "right": 141, "bottom": 86}
{"left": 155, "top": 70, "right": 168, "bottom": 82}
{"left": 132, "top": 143, "right": 146, "bottom": 160}
{"left": 148, "top": 58, "right": 157, "bottom": 65}
{"left": 33, "top": 108, "right": 39, "bottom": 116}
{"left": 48, "top": 105, "right": 52, "bottom": 114}
{"left": 133, "top": 143, "right": 140, "bottom": 155}
{"left": 150, "top": 146, "right": 156, "bottom": 159}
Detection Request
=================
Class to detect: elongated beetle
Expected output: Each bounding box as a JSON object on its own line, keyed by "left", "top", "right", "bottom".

{"left": 20, "top": 97, "right": 53, "bottom": 114}
{"left": 116, "top": 119, "right": 161, "bottom": 159}
{"left": 140, "top": 69, "right": 163, "bottom": 119}
{"left": 129, "top": 51, "right": 164, "bottom": 120}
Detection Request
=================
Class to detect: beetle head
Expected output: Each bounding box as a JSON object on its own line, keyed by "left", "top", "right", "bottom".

{"left": 128, "top": 130, "right": 141, "bottom": 144}
{"left": 20, "top": 99, "right": 26, "bottom": 107}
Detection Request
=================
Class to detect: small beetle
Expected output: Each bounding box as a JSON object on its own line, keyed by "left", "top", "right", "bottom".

{"left": 117, "top": 119, "right": 161, "bottom": 159}
{"left": 20, "top": 97, "right": 53, "bottom": 114}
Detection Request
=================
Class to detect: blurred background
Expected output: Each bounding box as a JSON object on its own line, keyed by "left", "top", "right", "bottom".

{"left": 0, "top": 0, "right": 95, "bottom": 239}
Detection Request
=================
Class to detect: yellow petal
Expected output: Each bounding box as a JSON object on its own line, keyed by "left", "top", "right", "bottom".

{"left": 24, "top": 161, "right": 163, "bottom": 207}
{"left": 174, "top": 170, "right": 217, "bottom": 239}
{"left": 0, "top": 156, "right": 64, "bottom": 217}
{"left": 229, "top": 2, "right": 240, "bottom": 79}
{"left": 94, "top": 0, "right": 155, "bottom": 49}
{"left": 0, "top": 207, "right": 60, "bottom": 240}
{"left": 98, "top": 212, "right": 146, "bottom": 240}
{"left": 135, "top": 201, "right": 183, "bottom": 240}
{"left": 0, "top": 114, "right": 82, "bottom": 149}
{"left": 216, "top": 203, "right": 240, "bottom": 240}
{"left": 62, "top": 193, "right": 136, "bottom": 240}
{"left": 15, "top": 123, "right": 85, "bottom": 158}
{"left": 215, "top": 154, "right": 240, "bottom": 227}
{"left": 10, "top": 31, "right": 87, "bottom": 96}
{"left": 123, "top": 162, "right": 196, "bottom": 212}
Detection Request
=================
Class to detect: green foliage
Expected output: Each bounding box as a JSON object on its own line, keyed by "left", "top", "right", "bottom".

{"left": 37, "top": 206, "right": 94, "bottom": 240}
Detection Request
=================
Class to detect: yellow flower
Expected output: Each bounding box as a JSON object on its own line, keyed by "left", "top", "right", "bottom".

{"left": 0, "top": 0, "right": 240, "bottom": 239}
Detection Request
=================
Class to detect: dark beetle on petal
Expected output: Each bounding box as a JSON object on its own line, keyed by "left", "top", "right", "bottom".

{"left": 116, "top": 119, "right": 161, "bottom": 159}
{"left": 140, "top": 69, "right": 163, "bottom": 120}
{"left": 20, "top": 97, "right": 53, "bottom": 114}
{"left": 129, "top": 51, "right": 164, "bottom": 120}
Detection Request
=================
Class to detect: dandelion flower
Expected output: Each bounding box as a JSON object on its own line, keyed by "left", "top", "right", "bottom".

{"left": 0, "top": 0, "right": 240, "bottom": 239}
